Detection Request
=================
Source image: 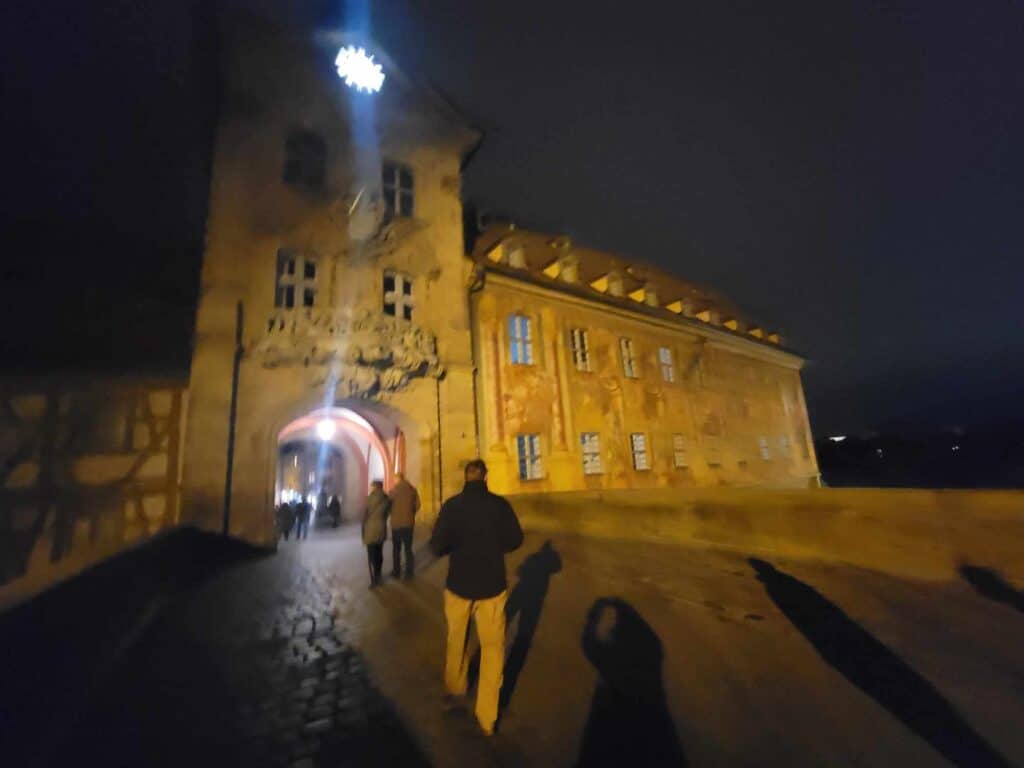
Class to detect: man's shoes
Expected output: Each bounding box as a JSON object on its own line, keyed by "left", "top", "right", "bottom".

{"left": 403, "top": 571, "right": 414, "bottom": 581}
{"left": 391, "top": 570, "right": 401, "bottom": 579}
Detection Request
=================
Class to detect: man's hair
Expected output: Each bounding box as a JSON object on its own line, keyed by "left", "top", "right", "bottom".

{"left": 370, "top": 479, "right": 384, "bottom": 490}
{"left": 464, "top": 459, "right": 488, "bottom": 481}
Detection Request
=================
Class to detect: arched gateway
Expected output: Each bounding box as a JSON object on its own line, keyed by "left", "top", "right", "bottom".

{"left": 275, "top": 404, "right": 408, "bottom": 524}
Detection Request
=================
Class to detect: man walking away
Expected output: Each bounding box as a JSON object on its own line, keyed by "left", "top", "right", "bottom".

{"left": 362, "top": 480, "right": 390, "bottom": 588}
{"left": 430, "top": 459, "right": 524, "bottom": 735}
{"left": 389, "top": 472, "right": 420, "bottom": 579}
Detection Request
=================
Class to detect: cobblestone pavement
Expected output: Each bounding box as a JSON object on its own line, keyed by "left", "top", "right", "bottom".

{"left": 19, "top": 529, "right": 434, "bottom": 768}
{"left": 4, "top": 524, "right": 1024, "bottom": 767}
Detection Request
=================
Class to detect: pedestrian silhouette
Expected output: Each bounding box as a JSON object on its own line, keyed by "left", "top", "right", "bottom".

{"left": 959, "top": 564, "right": 1024, "bottom": 614}
{"left": 749, "top": 557, "right": 1012, "bottom": 768}
{"left": 575, "top": 597, "right": 687, "bottom": 767}
{"left": 500, "top": 540, "right": 562, "bottom": 710}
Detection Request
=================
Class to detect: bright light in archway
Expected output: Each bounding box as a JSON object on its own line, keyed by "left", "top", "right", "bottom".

{"left": 316, "top": 419, "right": 337, "bottom": 441}
{"left": 335, "top": 46, "right": 385, "bottom": 93}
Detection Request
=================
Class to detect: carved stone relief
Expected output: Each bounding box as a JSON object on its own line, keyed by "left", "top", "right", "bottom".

{"left": 248, "top": 308, "right": 444, "bottom": 396}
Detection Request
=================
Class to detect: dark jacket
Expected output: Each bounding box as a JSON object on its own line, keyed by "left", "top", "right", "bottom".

{"left": 429, "top": 480, "right": 524, "bottom": 600}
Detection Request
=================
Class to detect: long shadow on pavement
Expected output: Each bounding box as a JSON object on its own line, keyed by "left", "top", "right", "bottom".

{"left": 749, "top": 557, "right": 1011, "bottom": 768}
{"left": 500, "top": 539, "right": 562, "bottom": 710}
{"left": 959, "top": 564, "right": 1024, "bottom": 614}
{"left": 0, "top": 527, "right": 266, "bottom": 767}
{"left": 575, "top": 597, "right": 687, "bottom": 768}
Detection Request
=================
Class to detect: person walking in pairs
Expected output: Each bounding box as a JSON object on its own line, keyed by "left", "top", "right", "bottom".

{"left": 429, "top": 459, "right": 524, "bottom": 736}
{"left": 362, "top": 480, "right": 390, "bottom": 588}
{"left": 389, "top": 472, "right": 421, "bottom": 579}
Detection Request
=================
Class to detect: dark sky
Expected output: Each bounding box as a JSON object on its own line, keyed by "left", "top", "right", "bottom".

{"left": 2, "top": 1, "right": 1022, "bottom": 436}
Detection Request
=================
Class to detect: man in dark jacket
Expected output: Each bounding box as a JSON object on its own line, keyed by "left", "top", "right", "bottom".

{"left": 429, "top": 459, "right": 523, "bottom": 735}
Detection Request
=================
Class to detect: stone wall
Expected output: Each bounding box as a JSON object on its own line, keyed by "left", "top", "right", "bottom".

{"left": 182, "top": 15, "right": 479, "bottom": 545}
{"left": 474, "top": 273, "right": 819, "bottom": 494}
{"left": 0, "top": 377, "right": 187, "bottom": 609}
{"left": 512, "top": 487, "right": 1024, "bottom": 583}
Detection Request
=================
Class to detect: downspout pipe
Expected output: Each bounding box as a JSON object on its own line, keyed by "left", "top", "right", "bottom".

{"left": 467, "top": 263, "right": 486, "bottom": 459}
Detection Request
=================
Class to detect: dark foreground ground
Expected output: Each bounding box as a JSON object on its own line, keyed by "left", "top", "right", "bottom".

{"left": 2, "top": 524, "right": 1023, "bottom": 767}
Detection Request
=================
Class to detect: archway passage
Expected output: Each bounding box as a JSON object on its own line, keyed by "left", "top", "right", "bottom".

{"left": 276, "top": 406, "right": 404, "bottom": 529}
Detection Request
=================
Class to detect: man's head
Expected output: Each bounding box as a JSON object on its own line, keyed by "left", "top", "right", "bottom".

{"left": 370, "top": 479, "right": 384, "bottom": 492}
{"left": 464, "top": 459, "right": 488, "bottom": 483}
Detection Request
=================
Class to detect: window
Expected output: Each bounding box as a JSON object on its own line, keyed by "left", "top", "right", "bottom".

{"left": 672, "top": 434, "right": 688, "bottom": 468}
{"left": 758, "top": 436, "right": 772, "bottom": 460}
{"left": 580, "top": 432, "right": 603, "bottom": 475}
{"left": 283, "top": 129, "right": 326, "bottom": 189}
{"left": 778, "top": 435, "right": 790, "bottom": 457}
{"left": 570, "top": 329, "right": 591, "bottom": 372}
{"left": 704, "top": 436, "right": 723, "bottom": 467}
{"left": 383, "top": 271, "right": 414, "bottom": 321}
{"left": 509, "top": 314, "right": 534, "bottom": 365}
{"left": 516, "top": 434, "right": 543, "bottom": 480}
{"left": 620, "top": 338, "right": 639, "bottom": 378}
{"left": 382, "top": 163, "right": 414, "bottom": 219}
{"left": 659, "top": 347, "right": 675, "bottom": 382}
{"left": 275, "top": 249, "right": 317, "bottom": 308}
{"left": 630, "top": 432, "right": 650, "bottom": 470}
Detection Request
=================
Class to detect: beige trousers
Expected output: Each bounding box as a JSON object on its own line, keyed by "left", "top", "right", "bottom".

{"left": 443, "top": 588, "right": 507, "bottom": 732}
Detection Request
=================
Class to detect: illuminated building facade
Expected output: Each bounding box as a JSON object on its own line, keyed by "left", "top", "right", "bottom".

{"left": 181, "top": 13, "right": 819, "bottom": 546}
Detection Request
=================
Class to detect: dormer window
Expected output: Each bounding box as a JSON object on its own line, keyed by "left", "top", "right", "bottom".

{"left": 383, "top": 271, "right": 414, "bottom": 321}
{"left": 275, "top": 249, "right": 317, "bottom": 309}
{"left": 382, "top": 163, "right": 413, "bottom": 220}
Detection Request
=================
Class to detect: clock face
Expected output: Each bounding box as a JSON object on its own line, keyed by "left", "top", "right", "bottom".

{"left": 335, "top": 46, "right": 385, "bottom": 93}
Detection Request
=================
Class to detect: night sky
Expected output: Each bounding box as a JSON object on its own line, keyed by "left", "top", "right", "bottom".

{"left": 2, "top": 0, "right": 1022, "bottom": 436}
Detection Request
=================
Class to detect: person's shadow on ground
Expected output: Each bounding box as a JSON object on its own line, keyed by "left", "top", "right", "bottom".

{"left": 467, "top": 540, "right": 563, "bottom": 712}
{"left": 575, "top": 597, "right": 687, "bottom": 767}
{"left": 499, "top": 539, "right": 562, "bottom": 709}
{"left": 959, "top": 564, "right": 1024, "bottom": 614}
{"left": 749, "top": 557, "right": 1012, "bottom": 768}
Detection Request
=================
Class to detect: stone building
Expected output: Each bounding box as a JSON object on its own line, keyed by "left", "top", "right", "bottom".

{"left": 179, "top": 14, "right": 818, "bottom": 547}
{"left": 0, "top": 14, "right": 818, "bottom": 603}
{"left": 470, "top": 228, "right": 818, "bottom": 493}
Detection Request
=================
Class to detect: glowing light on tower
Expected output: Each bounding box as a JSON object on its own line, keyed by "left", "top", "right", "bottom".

{"left": 316, "top": 419, "right": 337, "bottom": 442}
{"left": 335, "top": 46, "right": 385, "bottom": 93}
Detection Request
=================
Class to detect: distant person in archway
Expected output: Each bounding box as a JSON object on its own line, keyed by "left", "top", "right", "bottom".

{"left": 276, "top": 502, "right": 295, "bottom": 540}
{"left": 325, "top": 494, "right": 342, "bottom": 528}
{"left": 389, "top": 472, "right": 420, "bottom": 579}
{"left": 363, "top": 480, "right": 391, "bottom": 588}
{"left": 294, "top": 499, "right": 311, "bottom": 540}
{"left": 430, "top": 459, "right": 524, "bottom": 736}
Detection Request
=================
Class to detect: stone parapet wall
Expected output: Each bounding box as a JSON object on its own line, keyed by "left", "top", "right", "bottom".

{"left": 0, "top": 376, "right": 188, "bottom": 610}
{"left": 511, "top": 487, "right": 1024, "bottom": 583}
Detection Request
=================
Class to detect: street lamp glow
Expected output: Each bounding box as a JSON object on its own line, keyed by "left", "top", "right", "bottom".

{"left": 335, "top": 46, "right": 385, "bottom": 93}
{"left": 316, "top": 419, "right": 337, "bottom": 441}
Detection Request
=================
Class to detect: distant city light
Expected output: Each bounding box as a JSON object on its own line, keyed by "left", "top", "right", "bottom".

{"left": 316, "top": 419, "right": 337, "bottom": 441}
{"left": 952, "top": 445, "right": 961, "bottom": 452}
{"left": 828, "top": 435, "right": 847, "bottom": 443}
{"left": 335, "top": 46, "right": 385, "bottom": 93}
